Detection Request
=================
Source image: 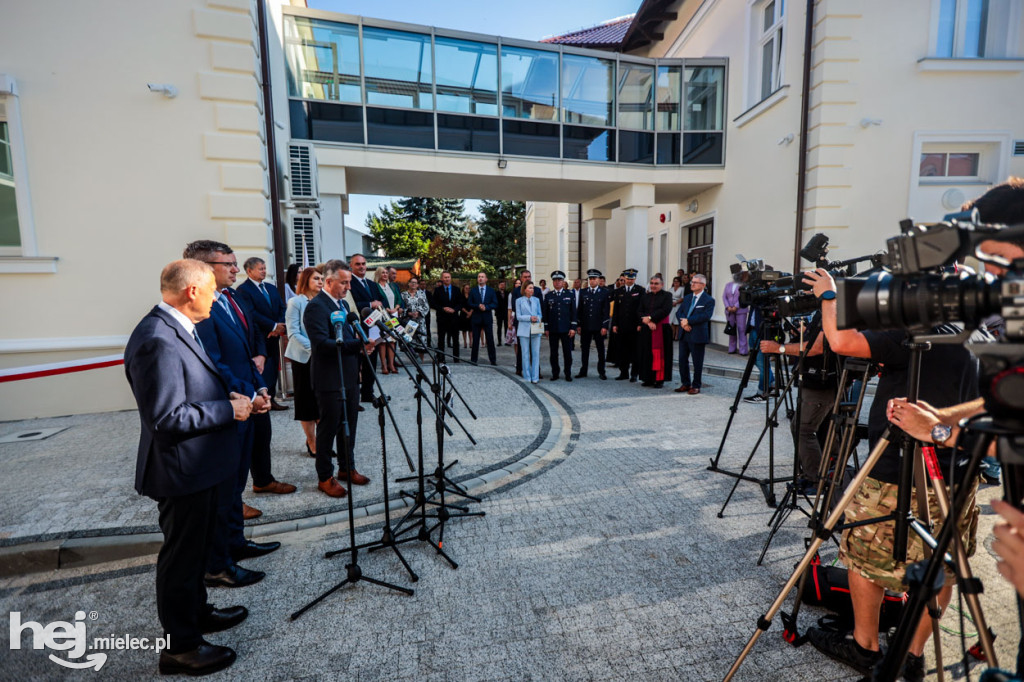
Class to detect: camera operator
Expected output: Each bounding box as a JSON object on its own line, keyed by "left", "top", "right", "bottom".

{"left": 758, "top": 311, "right": 836, "bottom": 492}
{"left": 802, "top": 266, "right": 983, "bottom": 680}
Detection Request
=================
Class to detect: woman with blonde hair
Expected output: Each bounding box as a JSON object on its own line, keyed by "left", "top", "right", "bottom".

{"left": 372, "top": 267, "right": 401, "bottom": 373}
{"left": 285, "top": 266, "right": 324, "bottom": 456}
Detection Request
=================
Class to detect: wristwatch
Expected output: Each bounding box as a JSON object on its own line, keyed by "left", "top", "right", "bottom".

{"left": 818, "top": 290, "right": 837, "bottom": 301}
{"left": 778, "top": 345, "right": 786, "bottom": 355}
{"left": 930, "top": 424, "right": 953, "bottom": 445}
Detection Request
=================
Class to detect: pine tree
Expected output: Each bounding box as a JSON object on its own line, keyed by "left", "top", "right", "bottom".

{"left": 364, "top": 200, "right": 430, "bottom": 258}
{"left": 397, "top": 197, "right": 471, "bottom": 245}
{"left": 476, "top": 200, "right": 526, "bottom": 270}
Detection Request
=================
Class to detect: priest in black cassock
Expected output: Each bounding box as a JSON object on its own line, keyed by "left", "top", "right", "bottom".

{"left": 637, "top": 275, "right": 674, "bottom": 388}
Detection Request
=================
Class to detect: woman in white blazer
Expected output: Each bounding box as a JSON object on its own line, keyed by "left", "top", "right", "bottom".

{"left": 515, "top": 282, "right": 543, "bottom": 383}
{"left": 285, "top": 267, "right": 323, "bottom": 456}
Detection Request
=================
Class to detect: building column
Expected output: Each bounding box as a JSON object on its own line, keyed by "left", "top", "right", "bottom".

{"left": 623, "top": 206, "right": 651, "bottom": 284}
{"left": 585, "top": 218, "right": 607, "bottom": 274}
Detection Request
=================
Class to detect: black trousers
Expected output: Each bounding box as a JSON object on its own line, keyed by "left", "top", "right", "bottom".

{"left": 250, "top": 411, "right": 273, "bottom": 488}
{"left": 359, "top": 349, "right": 378, "bottom": 401}
{"left": 579, "top": 329, "right": 606, "bottom": 376}
{"left": 471, "top": 321, "right": 496, "bottom": 364}
{"left": 437, "top": 319, "right": 460, "bottom": 359}
{"left": 156, "top": 484, "right": 218, "bottom": 653}
{"left": 208, "top": 420, "right": 251, "bottom": 573}
{"left": 792, "top": 385, "right": 835, "bottom": 482}
{"left": 549, "top": 332, "right": 573, "bottom": 377}
{"left": 496, "top": 311, "right": 507, "bottom": 343}
{"left": 315, "top": 388, "right": 359, "bottom": 480}
{"left": 616, "top": 331, "right": 639, "bottom": 378}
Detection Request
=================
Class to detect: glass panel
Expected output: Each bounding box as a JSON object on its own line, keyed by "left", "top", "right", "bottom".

{"left": 656, "top": 132, "right": 680, "bottom": 164}
{"left": 564, "top": 126, "right": 615, "bottom": 161}
{"left": 617, "top": 63, "right": 654, "bottom": 130}
{"left": 434, "top": 37, "right": 498, "bottom": 116}
{"left": 561, "top": 54, "right": 614, "bottom": 126}
{"left": 291, "top": 101, "right": 365, "bottom": 144}
{"left": 284, "top": 17, "right": 361, "bottom": 103}
{"left": 763, "top": 1, "right": 776, "bottom": 31}
{"left": 0, "top": 122, "right": 11, "bottom": 177}
{"left": 761, "top": 38, "right": 775, "bottom": 99}
{"left": 936, "top": 0, "right": 956, "bottom": 57}
{"left": 920, "top": 153, "right": 947, "bottom": 176}
{"left": 366, "top": 107, "right": 434, "bottom": 148}
{"left": 656, "top": 66, "right": 681, "bottom": 131}
{"left": 683, "top": 132, "right": 723, "bottom": 165}
{"left": 363, "top": 27, "right": 433, "bottom": 109}
{"left": 502, "top": 120, "right": 560, "bottom": 157}
{"left": 0, "top": 182, "right": 20, "bottom": 248}
{"left": 947, "top": 152, "right": 980, "bottom": 176}
{"left": 437, "top": 114, "right": 500, "bottom": 153}
{"left": 685, "top": 66, "right": 724, "bottom": 131}
{"left": 501, "top": 46, "right": 559, "bottom": 121}
{"left": 964, "top": 0, "right": 990, "bottom": 57}
{"left": 618, "top": 131, "right": 655, "bottom": 164}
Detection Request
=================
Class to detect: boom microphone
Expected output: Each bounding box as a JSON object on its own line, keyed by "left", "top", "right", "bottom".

{"left": 330, "top": 309, "right": 346, "bottom": 340}
{"left": 346, "top": 314, "right": 370, "bottom": 342}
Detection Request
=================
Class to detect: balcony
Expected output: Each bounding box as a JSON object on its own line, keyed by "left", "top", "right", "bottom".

{"left": 283, "top": 8, "right": 727, "bottom": 168}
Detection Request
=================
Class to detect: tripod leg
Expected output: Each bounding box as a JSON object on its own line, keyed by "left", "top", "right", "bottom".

{"left": 359, "top": 575, "right": 415, "bottom": 596}
{"left": 723, "top": 433, "right": 891, "bottom": 681}
{"left": 290, "top": 579, "right": 352, "bottom": 620}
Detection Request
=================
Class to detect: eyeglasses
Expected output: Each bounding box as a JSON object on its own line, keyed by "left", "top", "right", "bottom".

{"left": 206, "top": 261, "right": 238, "bottom": 268}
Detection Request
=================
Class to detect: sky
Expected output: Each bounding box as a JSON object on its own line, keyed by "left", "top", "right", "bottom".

{"left": 309, "top": 0, "right": 642, "bottom": 231}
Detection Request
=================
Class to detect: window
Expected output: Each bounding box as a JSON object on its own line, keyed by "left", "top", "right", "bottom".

{"left": 561, "top": 54, "right": 615, "bottom": 126}
{"left": 362, "top": 28, "right": 433, "bottom": 109}
{"left": 655, "top": 65, "right": 681, "bottom": 131}
{"left": 283, "top": 17, "right": 361, "bottom": 103}
{"left": 434, "top": 38, "right": 498, "bottom": 116}
{"left": 0, "top": 120, "right": 19, "bottom": 250}
{"left": 919, "top": 151, "right": 981, "bottom": 178}
{"left": 617, "top": 63, "right": 654, "bottom": 130}
{"left": 751, "top": 0, "right": 785, "bottom": 103}
{"left": 684, "top": 219, "right": 714, "bottom": 292}
{"left": 658, "top": 232, "right": 668, "bottom": 278}
{"left": 501, "top": 46, "right": 559, "bottom": 121}
{"left": 933, "top": 0, "right": 1020, "bottom": 58}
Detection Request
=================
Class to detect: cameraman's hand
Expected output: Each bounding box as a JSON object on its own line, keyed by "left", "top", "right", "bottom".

{"left": 991, "top": 499, "right": 1024, "bottom": 599}
{"left": 760, "top": 340, "right": 780, "bottom": 354}
{"left": 803, "top": 268, "right": 836, "bottom": 298}
{"left": 887, "top": 398, "right": 940, "bottom": 441}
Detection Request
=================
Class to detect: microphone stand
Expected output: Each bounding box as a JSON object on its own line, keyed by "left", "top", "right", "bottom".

{"left": 291, "top": 323, "right": 413, "bottom": 621}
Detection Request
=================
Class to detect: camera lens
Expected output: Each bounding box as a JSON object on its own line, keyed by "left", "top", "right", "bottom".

{"left": 854, "top": 271, "right": 1001, "bottom": 331}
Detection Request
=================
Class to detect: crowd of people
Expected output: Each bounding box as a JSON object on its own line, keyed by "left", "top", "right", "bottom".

{"left": 124, "top": 176, "right": 1024, "bottom": 678}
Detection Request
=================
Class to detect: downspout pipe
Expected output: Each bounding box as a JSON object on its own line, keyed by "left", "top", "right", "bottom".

{"left": 257, "top": 0, "right": 288, "bottom": 295}
{"left": 577, "top": 203, "right": 583, "bottom": 278}
{"left": 792, "top": 0, "right": 815, "bottom": 276}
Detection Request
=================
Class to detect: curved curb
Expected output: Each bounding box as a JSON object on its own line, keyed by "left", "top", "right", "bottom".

{"left": 0, "top": 370, "right": 574, "bottom": 577}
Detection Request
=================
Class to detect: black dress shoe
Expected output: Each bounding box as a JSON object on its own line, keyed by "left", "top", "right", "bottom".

{"left": 599, "top": 374, "right": 607, "bottom": 380}
{"left": 629, "top": 377, "right": 637, "bottom": 383}
{"left": 200, "top": 605, "right": 248, "bottom": 634}
{"left": 159, "top": 641, "right": 236, "bottom": 676}
{"left": 641, "top": 381, "right": 654, "bottom": 387}
{"left": 357, "top": 405, "right": 365, "bottom": 412}
{"left": 204, "top": 565, "right": 265, "bottom": 588}
{"left": 575, "top": 372, "right": 587, "bottom": 378}
{"left": 550, "top": 375, "right": 559, "bottom": 381}
{"left": 614, "top": 374, "right": 629, "bottom": 380}
{"left": 231, "top": 540, "right": 281, "bottom": 561}
{"left": 653, "top": 381, "right": 664, "bottom": 388}
{"left": 565, "top": 375, "right": 572, "bottom": 382}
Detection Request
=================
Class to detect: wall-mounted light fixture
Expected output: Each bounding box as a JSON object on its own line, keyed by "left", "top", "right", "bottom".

{"left": 686, "top": 200, "right": 699, "bottom": 214}
{"left": 147, "top": 83, "right": 178, "bottom": 99}
{"left": 497, "top": 158, "right": 508, "bottom": 169}
{"left": 859, "top": 117, "right": 883, "bottom": 128}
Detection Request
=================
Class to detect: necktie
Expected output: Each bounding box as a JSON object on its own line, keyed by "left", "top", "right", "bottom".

{"left": 687, "top": 295, "right": 699, "bottom": 317}
{"left": 222, "top": 289, "right": 249, "bottom": 331}
{"left": 447, "top": 286, "right": 451, "bottom": 299}
{"left": 259, "top": 281, "right": 271, "bottom": 304}
{"left": 480, "top": 286, "right": 484, "bottom": 299}
{"left": 192, "top": 328, "right": 205, "bottom": 352}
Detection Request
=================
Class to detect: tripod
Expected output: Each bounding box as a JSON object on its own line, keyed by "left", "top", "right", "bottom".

{"left": 757, "top": 354, "right": 872, "bottom": 565}
{"left": 290, "top": 327, "right": 414, "bottom": 621}
{"left": 713, "top": 316, "right": 796, "bottom": 514}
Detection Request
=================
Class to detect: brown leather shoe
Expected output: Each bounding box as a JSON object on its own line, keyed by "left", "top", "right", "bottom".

{"left": 674, "top": 385, "right": 691, "bottom": 393}
{"left": 252, "top": 480, "right": 297, "bottom": 494}
{"left": 318, "top": 477, "right": 347, "bottom": 498}
{"left": 242, "top": 503, "right": 262, "bottom": 520}
{"left": 688, "top": 387, "right": 701, "bottom": 395}
{"left": 270, "top": 400, "right": 289, "bottom": 411}
{"left": 336, "top": 470, "right": 370, "bottom": 486}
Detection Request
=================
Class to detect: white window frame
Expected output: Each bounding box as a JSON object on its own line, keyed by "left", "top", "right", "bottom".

{"left": 908, "top": 130, "right": 1012, "bottom": 212}
{"left": 658, "top": 229, "right": 668, "bottom": 278}
{"left": 745, "top": 0, "right": 786, "bottom": 107}
{"left": 927, "top": 0, "right": 1022, "bottom": 59}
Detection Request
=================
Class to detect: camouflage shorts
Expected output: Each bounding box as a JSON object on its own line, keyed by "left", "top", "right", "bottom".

{"left": 839, "top": 476, "right": 979, "bottom": 593}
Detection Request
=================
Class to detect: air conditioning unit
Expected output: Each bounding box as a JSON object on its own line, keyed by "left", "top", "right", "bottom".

{"left": 287, "top": 142, "right": 319, "bottom": 206}
{"left": 290, "top": 212, "right": 320, "bottom": 267}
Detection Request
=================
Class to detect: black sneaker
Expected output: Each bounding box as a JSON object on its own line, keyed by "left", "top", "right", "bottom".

{"left": 742, "top": 393, "right": 767, "bottom": 404}
{"left": 901, "top": 653, "right": 925, "bottom": 682}
{"left": 807, "top": 627, "right": 882, "bottom": 675}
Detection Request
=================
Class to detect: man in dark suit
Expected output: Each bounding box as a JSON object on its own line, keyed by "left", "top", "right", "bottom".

{"left": 611, "top": 268, "right": 645, "bottom": 381}
{"left": 185, "top": 240, "right": 288, "bottom": 589}
{"left": 543, "top": 271, "right": 577, "bottom": 381}
{"left": 125, "top": 260, "right": 250, "bottom": 676}
{"left": 495, "top": 280, "right": 508, "bottom": 345}
{"left": 347, "top": 253, "right": 383, "bottom": 402}
{"left": 467, "top": 271, "right": 498, "bottom": 365}
{"left": 234, "top": 257, "right": 287, "bottom": 411}
{"left": 675, "top": 273, "right": 716, "bottom": 395}
{"left": 304, "top": 261, "right": 371, "bottom": 497}
{"left": 576, "top": 268, "right": 611, "bottom": 380}
{"left": 432, "top": 270, "right": 464, "bottom": 361}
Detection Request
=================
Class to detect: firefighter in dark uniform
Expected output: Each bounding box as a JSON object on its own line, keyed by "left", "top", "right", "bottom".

{"left": 575, "top": 268, "right": 611, "bottom": 380}
{"left": 543, "top": 270, "right": 577, "bottom": 382}
{"left": 611, "top": 268, "right": 644, "bottom": 382}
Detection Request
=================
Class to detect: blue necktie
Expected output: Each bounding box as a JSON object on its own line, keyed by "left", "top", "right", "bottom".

{"left": 687, "top": 295, "right": 698, "bottom": 317}
{"left": 192, "top": 329, "right": 206, "bottom": 353}
{"left": 447, "top": 286, "right": 451, "bottom": 299}
{"left": 259, "top": 282, "right": 271, "bottom": 304}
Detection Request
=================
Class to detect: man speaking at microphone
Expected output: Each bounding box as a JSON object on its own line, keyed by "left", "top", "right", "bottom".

{"left": 304, "top": 261, "right": 373, "bottom": 498}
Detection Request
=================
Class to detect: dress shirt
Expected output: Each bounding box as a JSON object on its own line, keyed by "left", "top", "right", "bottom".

{"left": 157, "top": 301, "right": 198, "bottom": 338}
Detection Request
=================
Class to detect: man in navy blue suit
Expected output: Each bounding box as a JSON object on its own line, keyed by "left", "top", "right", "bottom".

{"left": 125, "top": 259, "right": 250, "bottom": 675}
{"left": 185, "top": 240, "right": 292, "bottom": 589}
{"left": 467, "top": 271, "right": 498, "bottom": 365}
{"left": 347, "top": 253, "right": 383, "bottom": 402}
{"left": 234, "top": 257, "right": 287, "bottom": 411}
{"left": 675, "top": 273, "right": 716, "bottom": 395}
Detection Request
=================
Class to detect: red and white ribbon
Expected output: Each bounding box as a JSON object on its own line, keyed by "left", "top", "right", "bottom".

{"left": 0, "top": 354, "right": 124, "bottom": 383}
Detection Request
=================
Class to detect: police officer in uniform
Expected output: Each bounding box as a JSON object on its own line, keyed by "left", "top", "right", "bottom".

{"left": 543, "top": 270, "right": 577, "bottom": 382}
{"left": 611, "top": 268, "right": 645, "bottom": 382}
{"left": 575, "top": 269, "right": 610, "bottom": 380}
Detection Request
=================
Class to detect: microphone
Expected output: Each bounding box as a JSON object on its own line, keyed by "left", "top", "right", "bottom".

{"left": 362, "top": 307, "right": 384, "bottom": 329}
{"left": 346, "top": 314, "right": 370, "bottom": 342}
{"left": 330, "top": 309, "right": 347, "bottom": 340}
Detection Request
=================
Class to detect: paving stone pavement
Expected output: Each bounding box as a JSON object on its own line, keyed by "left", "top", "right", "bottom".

{"left": 0, "top": 344, "right": 1017, "bottom": 681}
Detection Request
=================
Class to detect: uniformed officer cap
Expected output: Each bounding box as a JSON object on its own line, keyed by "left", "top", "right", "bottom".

{"left": 621, "top": 268, "right": 638, "bottom": 279}
{"left": 551, "top": 270, "right": 566, "bottom": 280}
{"left": 586, "top": 268, "right": 602, "bottom": 278}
